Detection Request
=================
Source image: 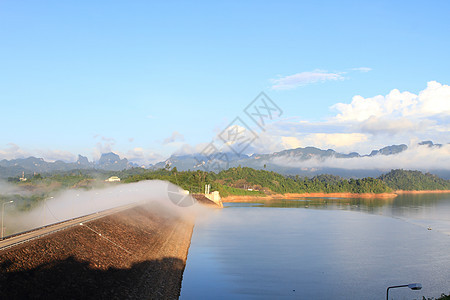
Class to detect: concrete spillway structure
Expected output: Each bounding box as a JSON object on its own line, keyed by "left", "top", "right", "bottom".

{"left": 202, "top": 185, "right": 224, "bottom": 208}
{"left": 192, "top": 193, "right": 223, "bottom": 208}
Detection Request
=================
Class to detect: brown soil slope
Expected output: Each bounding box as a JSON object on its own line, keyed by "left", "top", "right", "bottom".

{"left": 0, "top": 203, "right": 194, "bottom": 300}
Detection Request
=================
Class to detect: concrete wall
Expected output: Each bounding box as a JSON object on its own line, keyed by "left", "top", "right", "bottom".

{"left": 205, "top": 191, "right": 223, "bottom": 208}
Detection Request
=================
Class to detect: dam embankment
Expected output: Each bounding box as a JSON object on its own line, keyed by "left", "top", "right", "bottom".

{"left": 0, "top": 202, "right": 194, "bottom": 299}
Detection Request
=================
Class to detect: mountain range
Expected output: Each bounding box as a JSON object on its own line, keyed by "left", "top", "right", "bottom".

{"left": 0, "top": 152, "right": 133, "bottom": 178}
{"left": 155, "top": 141, "right": 447, "bottom": 178}
{"left": 0, "top": 141, "right": 448, "bottom": 179}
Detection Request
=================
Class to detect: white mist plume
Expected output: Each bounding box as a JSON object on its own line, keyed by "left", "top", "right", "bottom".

{"left": 0, "top": 181, "right": 32, "bottom": 196}
{"left": 5, "top": 180, "right": 204, "bottom": 235}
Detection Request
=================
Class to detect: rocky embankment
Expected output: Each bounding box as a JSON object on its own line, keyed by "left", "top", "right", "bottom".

{"left": 0, "top": 202, "right": 194, "bottom": 299}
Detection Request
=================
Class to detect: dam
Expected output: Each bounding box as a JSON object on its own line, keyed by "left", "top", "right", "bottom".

{"left": 0, "top": 193, "right": 221, "bottom": 299}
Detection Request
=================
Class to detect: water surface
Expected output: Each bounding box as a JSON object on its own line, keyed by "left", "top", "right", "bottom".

{"left": 181, "top": 194, "right": 450, "bottom": 299}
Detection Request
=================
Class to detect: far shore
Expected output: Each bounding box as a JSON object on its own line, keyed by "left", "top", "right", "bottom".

{"left": 394, "top": 190, "right": 450, "bottom": 194}
{"left": 222, "top": 190, "right": 450, "bottom": 202}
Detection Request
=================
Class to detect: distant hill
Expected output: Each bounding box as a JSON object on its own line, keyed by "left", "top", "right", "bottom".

{"left": 149, "top": 141, "right": 449, "bottom": 179}
{"left": 0, "top": 152, "right": 135, "bottom": 178}
{"left": 123, "top": 166, "right": 394, "bottom": 196}
{"left": 151, "top": 144, "right": 409, "bottom": 175}
{"left": 97, "top": 152, "right": 130, "bottom": 171}
{"left": 379, "top": 169, "right": 450, "bottom": 191}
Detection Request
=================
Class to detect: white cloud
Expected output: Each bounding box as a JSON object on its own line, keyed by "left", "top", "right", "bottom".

{"left": 359, "top": 116, "right": 434, "bottom": 135}
{"left": 123, "top": 147, "right": 164, "bottom": 166}
{"left": 352, "top": 67, "right": 372, "bottom": 72}
{"left": 173, "top": 143, "right": 212, "bottom": 155}
{"left": 281, "top": 137, "right": 302, "bottom": 149}
{"left": 327, "top": 81, "right": 450, "bottom": 141}
{"left": 253, "top": 81, "right": 450, "bottom": 155}
{"left": 414, "top": 81, "right": 450, "bottom": 117}
{"left": 302, "top": 133, "right": 368, "bottom": 149}
{"left": 92, "top": 135, "right": 116, "bottom": 160}
{"left": 332, "top": 81, "right": 450, "bottom": 123}
{"left": 278, "top": 133, "right": 368, "bottom": 153}
{"left": 93, "top": 142, "right": 114, "bottom": 160}
{"left": 271, "top": 143, "right": 450, "bottom": 171}
{"left": 0, "top": 143, "right": 30, "bottom": 160}
{"left": 163, "top": 131, "right": 185, "bottom": 145}
{"left": 271, "top": 70, "right": 344, "bottom": 90}
{"left": 0, "top": 144, "right": 76, "bottom": 162}
{"left": 37, "top": 150, "right": 76, "bottom": 162}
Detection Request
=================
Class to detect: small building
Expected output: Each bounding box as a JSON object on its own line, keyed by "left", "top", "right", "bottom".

{"left": 105, "top": 176, "right": 121, "bottom": 182}
{"left": 19, "top": 171, "right": 27, "bottom": 182}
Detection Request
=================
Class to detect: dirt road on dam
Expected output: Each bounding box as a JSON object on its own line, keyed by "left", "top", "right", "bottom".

{"left": 0, "top": 202, "right": 194, "bottom": 299}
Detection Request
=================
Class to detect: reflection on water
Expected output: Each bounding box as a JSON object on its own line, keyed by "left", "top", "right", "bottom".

{"left": 181, "top": 193, "right": 450, "bottom": 300}
{"left": 226, "top": 193, "right": 450, "bottom": 235}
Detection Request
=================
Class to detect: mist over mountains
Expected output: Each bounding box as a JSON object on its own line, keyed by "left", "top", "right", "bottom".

{"left": 156, "top": 141, "right": 449, "bottom": 178}
{"left": 0, "top": 141, "right": 448, "bottom": 179}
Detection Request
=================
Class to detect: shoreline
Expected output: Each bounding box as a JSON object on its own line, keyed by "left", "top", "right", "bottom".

{"left": 394, "top": 190, "right": 450, "bottom": 194}
{"left": 222, "top": 190, "right": 450, "bottom": 202}
{"left": 223, "top": 192, "right": 397, "bottom": 202}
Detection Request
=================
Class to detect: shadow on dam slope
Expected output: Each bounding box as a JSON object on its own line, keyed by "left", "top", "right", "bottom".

{"left": 0, "top": 256, "right": 185, "bottom": 299}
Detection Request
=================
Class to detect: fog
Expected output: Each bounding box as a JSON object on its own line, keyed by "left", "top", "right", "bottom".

{"left": 0, "top": 181, "right": 32, "bottom": 196}
{"left": 271, "top": 144, "right": 450, "bottom": 172}
{"left": 2, "top": 180, "right": 206, "bottom": 236}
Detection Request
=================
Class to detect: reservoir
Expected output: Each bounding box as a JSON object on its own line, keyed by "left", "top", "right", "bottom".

{"left": 181, "top": 193, "right": 450, "bottom": 299}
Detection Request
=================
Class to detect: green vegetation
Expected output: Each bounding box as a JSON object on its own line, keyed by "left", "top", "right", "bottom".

{"left": 3, "top": 168, "right": 449, "bottom": 205}
{"left": 423, "top": 294, "right": 450, "bottom": 300}
{"left": 121, "top": 166, "right": 393, "bottom": 196}
{"left": 214, "top": 167, "right": 391, "bottom": 194}
{"left": 121, "top": 167, "right": 450, "bottom": 196}
{"left": 379, "top": 169, "right": 450, "bottom": 191}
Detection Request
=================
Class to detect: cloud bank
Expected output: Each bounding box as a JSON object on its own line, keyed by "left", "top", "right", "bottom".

{"left": 263, "top": 81, "right": 450, "bottom": 155}
{"left": 271, "top": 144, "right": 450, "bottom": 171}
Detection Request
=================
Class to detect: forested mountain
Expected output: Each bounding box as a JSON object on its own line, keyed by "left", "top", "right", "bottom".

{"left": 379, "top": 169, "right": 450, "bottom": 191}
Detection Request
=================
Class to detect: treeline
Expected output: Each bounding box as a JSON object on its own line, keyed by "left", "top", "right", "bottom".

{"left": 214, "top": 167, "right": 391, "bottom": 194}
{"left": 8, "top": 173, "right": 95, "bottom": 189}
{"left": 121, "top": 167, "right": 450, "bottom": 196}
{"left": 379, "top": 169, "right": 450, "bottom": 191}
{"left": 6, "top": 167, "right": 450, "bottom": 198}
{"left": 121, "top": 167, "right": 393, "bottom": 196}
{"left": 121, "top": 168, "right": 264, "bottom": 197}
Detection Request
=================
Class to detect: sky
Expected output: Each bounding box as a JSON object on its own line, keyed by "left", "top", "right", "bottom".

{"left": 1, "top": 1, "right": 449, "bottom": 165}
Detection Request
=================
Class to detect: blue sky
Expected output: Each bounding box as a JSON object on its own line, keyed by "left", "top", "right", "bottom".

{"left": 1, "top": 1, "right": 450, "bottom": 164}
